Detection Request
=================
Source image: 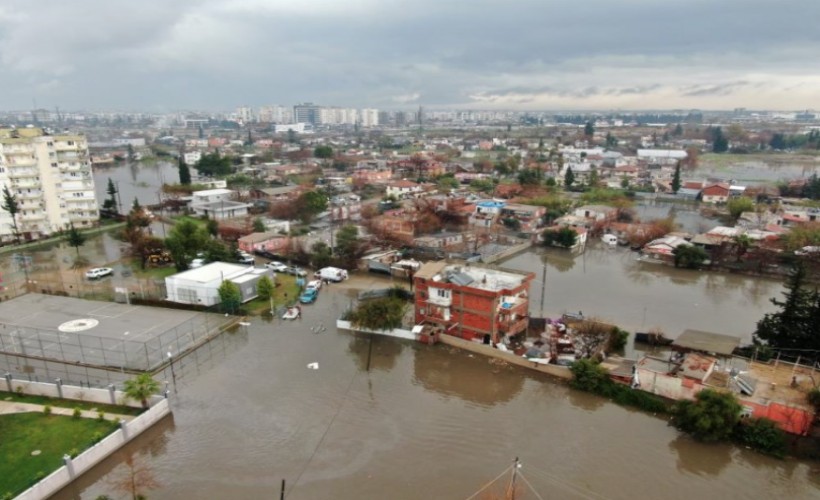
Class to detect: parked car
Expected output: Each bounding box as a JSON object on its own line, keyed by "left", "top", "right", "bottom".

{"left": 236, "top": 252, "right": 255, "bottom": 265}
{"left": 190, "top": 258, "right": 206, "bottom": 269}
{"left": 285, "top": 266, "right": 307, "bottom": 277}
{"left": 306, "top": 279, "right": 322, "bottom": 291}
{"left": 299, "top": 288, "right": 319, "bottom": 304}
{"left": 85, "top": 267, "right": 113, "bottom": 279}
{"left": 254, "top": 249, "right": 277, "bottom": 260}
{"left": 265, "top": 261, "right": 288, "bottom": 272}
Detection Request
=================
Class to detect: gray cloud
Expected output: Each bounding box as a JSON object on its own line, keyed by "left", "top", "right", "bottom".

{"left": 0, "top": 0, "right": 819, "bottom": 110}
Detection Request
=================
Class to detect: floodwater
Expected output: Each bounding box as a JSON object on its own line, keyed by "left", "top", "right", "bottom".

{"left": 52, "top": 272, "right": 817, "bottom": 500}
{"left": 93, "top": 161, "right": 182, "bottom": 209}
{"left": 502, "top": 247, "right": 783, "bottom": 343}
{"left": 698, "top": 160, "right": 820, "bottom": 186}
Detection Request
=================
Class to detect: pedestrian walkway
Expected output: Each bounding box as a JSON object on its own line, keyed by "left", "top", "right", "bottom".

{"left": 0, "top": 400, "right": 136, "bottom": 422}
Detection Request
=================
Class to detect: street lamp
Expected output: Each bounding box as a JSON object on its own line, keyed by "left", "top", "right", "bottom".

{"left": 167, "top": 351, "right": 177, "bottom": 395}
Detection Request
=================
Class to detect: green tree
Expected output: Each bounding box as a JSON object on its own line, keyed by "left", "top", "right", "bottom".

{"left": 1, "top": 185, "right": 20, "bottom": 244}
{"left": 712, "top": 127, "right": 729, "bottom": 153}
{"left": 672, "top": 244, "right": 709, "bottom": 269}
{"left": 103, "top": 178, "right": 119, "bottom": 213}
{"left": 584, "top": 121, "right": 595, "bottom": 137}
{"left": 732, "top": 234, "right": 752, "bottom": 262}
{"left": 65, "top": 224, "right": 86, "bottom": 256}
{"left": 256, "top": 275, "right": 275, "bottom": 300}
{"left": 726, "top": 197, "right": 754, "bottom": 220}
{"left": 335, "top": 225, "right": 361, "bottom": 265}
{"left": 605, "top": 132, "right": 617, "bottom": 148}
{"left": 517, "top": 168, "right": 541, "bottom": 186}
{"left": 195, "top": 152, "right": 232, "bottom": 177}
{"left": 673, "top": 123, "right": 683, "bottom": 136}
{"left": 310, "top": 241, "right": 332, "bottom": 269}
{"left": 569, "top": 358, "right": 610, "bottom": 392}
{"left": 287, "top": 129, "right": 297, "bottom": 144}
{"left": 206, "top": 218, "right": 219, "bottom": 238}
{"left": 541, "top": 227, "right": 577, "bottom": 248}
{"left": 297, "top": 191, "right": 328, "bottom": 224}
{"left": 348, "top": 296, "right": 408, "bottom": 331}
{"left": 218, "top": 280, "right": 242, "bottom": 314}
{"left": 123, "top": 372, "right": 160, "bottom": 408}
{"left": 313, "top": 145, "right": 333, "bottom": 159}
{"left": 769, "top": 133, "right": 787, "bottom": 150}
{"left": 671, "top": 162, "right": 682, "bottom": 193}
{"left": 178, "top": 157, "right": 191, "bottom": 185}
{"left": 253, "top": 218, "right": 266, "bottom": 232}
{"left": 564, "top": 166, "right": 575, "bottom": 189}
{"left": 204, "top": 239, "right": 232, "bottom": 262}
{"left": 754, "top": 264, "right": 820, "bottom": 350}
{"left": 734, "top": 418, "right": 788, "bottom": 458}
{"left": 673, "top": 389, "right": 742, "bottom": 442}
{"left": 165, "top": 219, "right": 209, "bottom": 271}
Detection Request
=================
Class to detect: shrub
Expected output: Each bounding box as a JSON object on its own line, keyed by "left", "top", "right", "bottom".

{"left": 569, "top": 359, "right": 610, "bottom": 392}
{"left": 3, "top": 492, "right": 14, "bottom": 500}
{"left": 97, "top": 411, "right": 105, "bottom": 422}
{"left": 91, "top": 431, "right": 105, "bottom": 443}
{"left": 608, "top": 327, "right": 629, "bottom": 351}
{"left": 73, "top": 407, "right": 82, "bottom": 419}
{"left": 673, "top": 389, "right": 742, "bottom": 442}
{"left": 808, "top": 388, "right": 820, "bottom": 412}
{"left": 43, "top": 405, "right": 52, "bottom": 415}
{"left": 734, "top": 418, "right": 788, "bottom": 458}
{"left": 15, "top": 386, "right": 23, "bottom": 396}
{"left": 69, "top": 448, "right": 80, "bottom": 458}
{"left": 570, "top": 358, "right": 670, "bottom": 414}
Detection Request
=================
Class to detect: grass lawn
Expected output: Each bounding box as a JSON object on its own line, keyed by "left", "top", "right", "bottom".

{"left": 242, "top": 274, "right": 302, "bottom": 315}
{"left": 0, "top": 391, "right": 143, "bottom": 416}
{"left": 0, "top": 413, "right": 119, "bottom": 497}
{"left": 130, "top": 262, "right": 177, "bottom": 281}
{"left": 170, "top": 215, "right": 209, "bottom": 229}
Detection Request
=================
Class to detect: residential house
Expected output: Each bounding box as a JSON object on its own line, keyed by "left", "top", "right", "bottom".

{"left": 190, "top": 188, "right": 251, "bottom": 220}
{"left": 499, "top": 203, "right": 546, "bottom": 233}
{"left": 165, "top": 262, "right": 272, "bottom": 306}
{"left": 386, "top": 180, "right": 423, "bottom": 199}
{"left": 470, "top": 200, "right": 506, "bottom": 229}
{"left": 352, "top": 168, "right": 392, "bottom": 185}
{"left": 573, "top": 205, "right": 617, "bottom": 222}
{"left": 370, "top": 209, "right": 417, "bottom": 243}
{"left": 701, "top": 183, "right": 731, "bottom": 204}
{"left": 249, "top": 185, "right": 302, "bottom": 202}
{"left": 329, "top": 194, "right": 362, "bottom": 222}
{"left": 414, "top": 231, "right": 465, "bottom": 250}
{"left": 642, "top": 235, "right": 690, "bottom": 262}
{"left": 413, "top": 261, "right": 535, "bottom": 343}
{"left": 184, "top": 151, "right": 202, "bottom": 165}
{"left": 237, "top": 231, "right": 291, "bottom": 255}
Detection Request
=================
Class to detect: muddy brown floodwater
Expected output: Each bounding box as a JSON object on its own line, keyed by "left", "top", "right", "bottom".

{"left": 50, "top": 265, "right": 817, "bottom": 500}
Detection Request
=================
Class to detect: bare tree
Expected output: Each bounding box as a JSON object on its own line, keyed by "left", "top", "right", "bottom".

{"left": 108, "top": 455, "right": 160, "bottom": 500}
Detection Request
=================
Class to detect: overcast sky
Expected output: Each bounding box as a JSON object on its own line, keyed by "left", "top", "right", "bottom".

{"left": 1, "top": 0, "right": 819, "bottom": 112}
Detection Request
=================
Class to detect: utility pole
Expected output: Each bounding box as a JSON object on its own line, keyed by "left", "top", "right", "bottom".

{"left": 509, "top": 457, "right": 520, "bottom": 500}
{"left": 539, "top": 261, "right": 547, "bottom": 317}
{"left": 115, "top": 181, "right": 123, "bottom": 214}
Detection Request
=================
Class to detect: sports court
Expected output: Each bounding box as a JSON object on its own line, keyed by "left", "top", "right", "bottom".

{"left": 0, "top": 294, "right": 231, "bottom": 371}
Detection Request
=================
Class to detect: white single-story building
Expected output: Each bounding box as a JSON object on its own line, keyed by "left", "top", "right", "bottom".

{"left": 165, "top": 262, "right": 272, "bottom": 306}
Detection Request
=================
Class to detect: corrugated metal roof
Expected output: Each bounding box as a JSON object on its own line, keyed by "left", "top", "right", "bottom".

{"left": 673, "top": 329, "right": 741, "bottom": 356}
{"left": 449, "top": 272, "right": 475, "bottom": 287}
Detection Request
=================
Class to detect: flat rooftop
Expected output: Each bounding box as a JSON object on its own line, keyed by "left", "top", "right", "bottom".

{"left": 0, "top": 294, "right": 229, "bottom": 370}
{"left": 415, "top": 261, "right": 530, "bottom": 292}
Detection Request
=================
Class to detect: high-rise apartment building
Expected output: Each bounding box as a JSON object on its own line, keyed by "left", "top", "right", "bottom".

{"left": 0, "top": 127, "right": 98, "bottom": 242}
{"left": 293, "top": 103, "right": 321, "bottom": 125}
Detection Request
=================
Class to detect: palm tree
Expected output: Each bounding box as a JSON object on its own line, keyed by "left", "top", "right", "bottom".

{"left": 123, "top": 373, "right": 160, "bottom": 409}
{"left": 733, "top": 234, "right": 752, "bottom": 262}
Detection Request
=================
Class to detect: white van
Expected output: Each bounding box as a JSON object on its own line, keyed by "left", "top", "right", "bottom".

{"left": 314, "top": 267, "right": 349, "bottom": 282}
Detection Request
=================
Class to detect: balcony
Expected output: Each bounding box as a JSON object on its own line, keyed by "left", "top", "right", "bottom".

{"left": 11, "top": 180, "right": 42, "bottom": 189}
{"left": 427, "top": 294, "right": 452, "bottom": 307}
{"left": 7, "top": 167, "right": 40, "bottom": 178}
{"left": 6, "top": 157, "right": 36, "bottom": 167}
{"left": 20, "top": 212, "right": 45, "bottom": 222}
{"left": 497, "top": 316, "right": 528, "bottom": 335}
{"left": 17, "top": 191, "right": 43, "bottom": 200}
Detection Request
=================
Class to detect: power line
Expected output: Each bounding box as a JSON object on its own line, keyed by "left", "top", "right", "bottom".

{"left": 516, "top": 471, "right": 545, "bottom": 500}
{"left": 464, "top": 464, "right": 513, "bottom": 500}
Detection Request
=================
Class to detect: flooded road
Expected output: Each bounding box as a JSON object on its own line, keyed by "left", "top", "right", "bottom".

{"left": 54, "top": 276, "right": 817, "bottom": 500}
{"left": 93, "top": 161, "right": 181, "bottom": 209}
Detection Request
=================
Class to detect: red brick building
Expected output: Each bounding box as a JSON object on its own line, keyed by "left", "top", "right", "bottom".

{"left": 413, "top": 261, "right": 534, "bottom": 344}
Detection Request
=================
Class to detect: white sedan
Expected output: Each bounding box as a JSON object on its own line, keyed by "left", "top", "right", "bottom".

{"left": 85, "top": 267, "right": 113, "bottom": 279}
{"left": 265, "top": 261, "right": 288, "bottom": 272}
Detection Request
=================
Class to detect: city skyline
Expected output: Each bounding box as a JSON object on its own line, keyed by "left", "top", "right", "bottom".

{"left": 0, "top": 0, "right": 819, "bottom": 112}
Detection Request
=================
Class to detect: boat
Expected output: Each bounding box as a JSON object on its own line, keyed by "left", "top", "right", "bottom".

{"left": 634, "top": 331, "right": 673, "bottom": 346}
{"left": 282, "top": 306, "right": 300, "bottom": 320}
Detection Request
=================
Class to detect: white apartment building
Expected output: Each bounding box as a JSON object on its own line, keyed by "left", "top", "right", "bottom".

{"left": 258, "top": 105, "right": 294, "bottom": 124}
{"left": 360, "top": 109, "right": 379, "bottom": 127}
{"left": 0, "top": 127, "right": 98, "bottom": 242}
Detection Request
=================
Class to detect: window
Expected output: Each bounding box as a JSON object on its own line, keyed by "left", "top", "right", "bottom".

{"left": 67, "top": 141, "right": 74, "bottom": 146}
{"left": 436, "top": 289, "right": 450, "bottom": 298}
{"left": 47, "top": 142, "right": 53, "bottom": 147}
{"left": 51, "top": 163, "right": 57, "bottom": 168}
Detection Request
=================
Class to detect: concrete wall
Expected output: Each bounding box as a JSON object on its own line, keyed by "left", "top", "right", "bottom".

{"left": 3, "top": 378, "right": 152, "bottom": 408}
{"left": 15, "top": 398, "right": 171, "bottom": 500}
{"left": 480, "top": 240, "right": 532, "bottom": 264}
{"left": 336, "top": 320, "right": 417, "bottom": 341}
{"left": 438, "top": 334, "right": 572, "bottom": 380}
